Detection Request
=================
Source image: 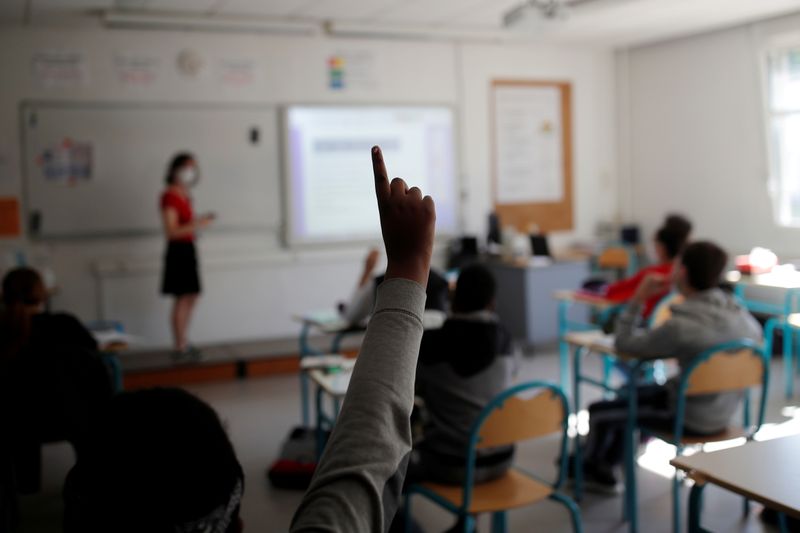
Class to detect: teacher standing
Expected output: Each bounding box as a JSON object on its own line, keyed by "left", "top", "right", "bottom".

{"left": 159, "top": 153, "right": 214, "bottom": 359}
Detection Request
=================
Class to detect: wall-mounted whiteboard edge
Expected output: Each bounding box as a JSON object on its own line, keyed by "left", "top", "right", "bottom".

{"left": 20, "top": 100, "right": 283, "bottom": 241}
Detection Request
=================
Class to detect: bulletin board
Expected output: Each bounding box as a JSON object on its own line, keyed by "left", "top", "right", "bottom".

{"left": 491, "top": 80, "right": 573, "bottom": 233}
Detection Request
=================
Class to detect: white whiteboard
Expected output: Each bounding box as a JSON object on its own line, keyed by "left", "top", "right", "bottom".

{"left": 21, "top": 103, "right": 281, "bottom": 239}
{"left": 283, "top": 105, "right": 459, "bottom": 246}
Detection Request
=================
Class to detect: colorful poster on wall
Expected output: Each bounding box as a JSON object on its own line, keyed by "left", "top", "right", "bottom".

{"left": 114, "top": 52, "right": 161, "bottom": 86}
{"left": 327, "top": 50, "right": 377, "bottom": 91}
{"left": 0, "top": 198, "right": 21, "bottom": 237}
{"left": 32, "top": 50, "right": 88, "bottom": 88}
{"left": 37, "top": 138, "right": 93, "bottom": 184}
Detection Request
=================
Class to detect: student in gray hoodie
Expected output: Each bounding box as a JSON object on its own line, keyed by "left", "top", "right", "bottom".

{"left": 579, "top": 241, "right": 763, "bottom": 493}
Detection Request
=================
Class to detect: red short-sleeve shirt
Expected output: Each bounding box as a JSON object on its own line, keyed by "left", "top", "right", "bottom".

{"left": 604, "top": 262, "right": 674, "bottom": 318}
{"left": 160, "top": 190, "right": 194, "bottom": 242}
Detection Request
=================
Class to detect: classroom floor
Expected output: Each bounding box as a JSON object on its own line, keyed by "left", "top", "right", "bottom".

{"left": 19, "top": 347, "right": 793, "bottom": 533}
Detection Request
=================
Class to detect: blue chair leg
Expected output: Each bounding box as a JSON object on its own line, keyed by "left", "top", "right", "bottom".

{"left": 688, "top": 482, "right": 705, "bottom": 533}
{"left": 602, "top": 355, "right": 613, "bottom": 391}
{"left": 573, "top": 346, "right": 584, "bottom": 501}
{"left": 300, "top": 371, "right": 310, "bottom": 427}
{"left": 550, "top": 492, "right": 583, "bottom": 533}
{"left": 558, "top": 300, "right": 571, "bottom": 395}
{"left": 463, "top": 514, "right": 476, "bottom": 533}
{"left": 491, "top": 511, "right": 507, "bottom": 533}
{"left": 784, "top": 322, "right": 794, "bottom": 398}
{"left": 672, "top": 471, "right": 681, "bottom": 533}
{"left": 779, "top": 512, "right": 789, "bottom": 533}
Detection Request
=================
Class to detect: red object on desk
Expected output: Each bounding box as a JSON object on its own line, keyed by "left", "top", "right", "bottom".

{"left": 735, "top": 255, "right": 775, "bottom": 275}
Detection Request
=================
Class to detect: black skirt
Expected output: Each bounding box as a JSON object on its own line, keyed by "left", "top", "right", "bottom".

{"left": 161, "top": 241, "right": 201, "bottom": 296}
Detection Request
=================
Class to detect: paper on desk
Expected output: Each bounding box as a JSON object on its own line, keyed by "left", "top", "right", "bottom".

{"left": 91, "top": 329, "right": 136, "bottom": 347}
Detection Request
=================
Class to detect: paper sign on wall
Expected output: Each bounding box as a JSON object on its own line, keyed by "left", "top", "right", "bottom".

{"left": 0, "top": 198, "right": 22, "bottom": 237}
{"left": 493, "top": 85, "right": 564, "bottom": 204}
{"left": 32, "top": 50, "right": 87, "bottom": 88}
{"left": 114, "top": 52, "right": 161, "bottom": 86}
{"left": 37, "top": 138, "right": 93, "bottom": 184}
{"left": 217, "top": 58, "right": 258, "bottom": 87}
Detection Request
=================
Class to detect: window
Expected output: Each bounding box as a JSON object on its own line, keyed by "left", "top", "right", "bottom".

{"left": 767, "top": 47, "right": 800, "bottom": 227}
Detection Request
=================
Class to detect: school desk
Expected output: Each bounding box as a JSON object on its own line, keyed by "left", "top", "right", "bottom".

{"left": 554, "top": 290, "right": 620, "bottom": 393}
{"left": 293, "top": 310, "right": 446, "bottom": 426}
{"left": 565, "top": 330, "right": 677, "bottom": 533}
{"left": 307, "top": 362, "right": 354, "bottom": 459}
{"left": 671, "top": 435, "right": 800, "bottom": 532}
{"left": 726, "top": 269, "right": 800, "bottom": 397}
{"left": 487, "top": 261, "right": 590, "bottom": 357}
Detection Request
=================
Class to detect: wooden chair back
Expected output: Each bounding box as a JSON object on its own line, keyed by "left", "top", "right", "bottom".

{"left": 686, "top": 348, "right": 764, "bottom": 396}
{"left": 477, "top": 389, "right": 564, "bottom": 449}
{"left": 597, "top": 247, "right": 631, "bottom": 271}
{"left": 650, "top": 293, "right": 684, "bottom": 328}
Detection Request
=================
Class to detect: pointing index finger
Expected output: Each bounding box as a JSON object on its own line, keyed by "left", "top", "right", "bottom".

{"left": 372, "top": 146, "right": 390, "bottom": 203}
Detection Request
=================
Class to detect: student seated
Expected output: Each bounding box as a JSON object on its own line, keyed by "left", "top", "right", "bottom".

{"left": 602, "top": 214, "right": 692, "bottom": 319}
{"left": 63, "top": 388, "right": 244, "bottom": 533}
{"left": 412, "top": 263, "right": 516, "bottom": 485}
{"left": 579, "top": 241, "right": 762, "bottom": 493}
{"left": 0, "top": 267, "right": 113, "bottom": 494}
{"left": 341, "top": 247, "right": 449, "bottom": 326}
{"left": 291, "top": 146, "right": 436, "bottom": 531}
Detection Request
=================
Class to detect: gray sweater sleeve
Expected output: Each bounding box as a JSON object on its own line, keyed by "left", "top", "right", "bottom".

{"left": 291, "top": 278, "right": 426, "bottom": 532}
{"left": 614, "top": 302, "right": 681, "bottom": 360}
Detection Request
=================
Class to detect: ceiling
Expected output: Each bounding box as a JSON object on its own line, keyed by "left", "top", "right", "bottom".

{"left": 2, "top": 0, "right": 800, "bottom": 47}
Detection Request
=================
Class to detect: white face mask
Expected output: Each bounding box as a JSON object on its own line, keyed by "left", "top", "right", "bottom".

{"left": 177, "top": 167, "right": 198, "bottom": 186}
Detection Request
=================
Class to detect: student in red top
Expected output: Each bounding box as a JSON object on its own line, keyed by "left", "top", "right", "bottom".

{"left": 604, "top": 214, "right": 692, "bottom": 319}
{"left": 159, "top": 153, "right": 215, "bottom": 359}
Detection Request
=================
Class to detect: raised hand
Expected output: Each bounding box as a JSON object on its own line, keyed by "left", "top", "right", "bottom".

{"left": 371, "top": 146, "right": 435, "bottom": 287}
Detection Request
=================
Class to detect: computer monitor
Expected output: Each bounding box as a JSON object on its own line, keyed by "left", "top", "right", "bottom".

{"left": 529, "top": 234, "right": 551, "bottom": 257}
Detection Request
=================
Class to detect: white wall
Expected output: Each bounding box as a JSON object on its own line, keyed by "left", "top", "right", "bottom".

{"left": 621, "top": 12, "right": 800, "bottom": 257}
{"left": 0, "top": 25, "right": 617, "bottom": 349}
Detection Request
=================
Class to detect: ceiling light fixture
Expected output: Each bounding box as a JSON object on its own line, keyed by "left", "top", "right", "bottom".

{"left": 103, "top": 10, "right": 318, "bottom": 36}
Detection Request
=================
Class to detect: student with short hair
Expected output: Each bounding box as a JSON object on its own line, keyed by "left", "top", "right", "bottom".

{"left": 578, "top": 241, "right": 762, "bottom": 492}
{"left": 602, "top": 214, "right": 692, "bottom": 319}
{"left": 291, "top": 146, "right": 435, "bottom": 532}
{"left": 0, "top": 267, "right": 113, "bottom": 494}
{"left": 63, "top": 388, "right": 244, "bottom": 533}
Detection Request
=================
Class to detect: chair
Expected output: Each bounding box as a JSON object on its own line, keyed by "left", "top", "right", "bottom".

{"left": 404, "top": 382, "right": 582, "bottom": 533}
{"left": 770, "top": 311, "right": 800, "bottom": 399}
{"left": 624, "top": 339, "right": 769, "bottom": 533}
{"left": 594, "top": 244, "right": 639, "bottom": 281}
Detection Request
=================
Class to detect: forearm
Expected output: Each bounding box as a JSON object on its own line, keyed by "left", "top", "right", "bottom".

{"left": 614, "top": 302, "right": 672, "bottom": 359}
{"left": 291, "top": 278, "right": 426, "bottom": 532}
{"left": 166, "top": 222, "right": 197, "bottom": 239}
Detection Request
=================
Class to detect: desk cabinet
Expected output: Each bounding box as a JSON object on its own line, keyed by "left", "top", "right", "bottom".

{"left": 488, "top": 260, "right": 590, "bottom": 347}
